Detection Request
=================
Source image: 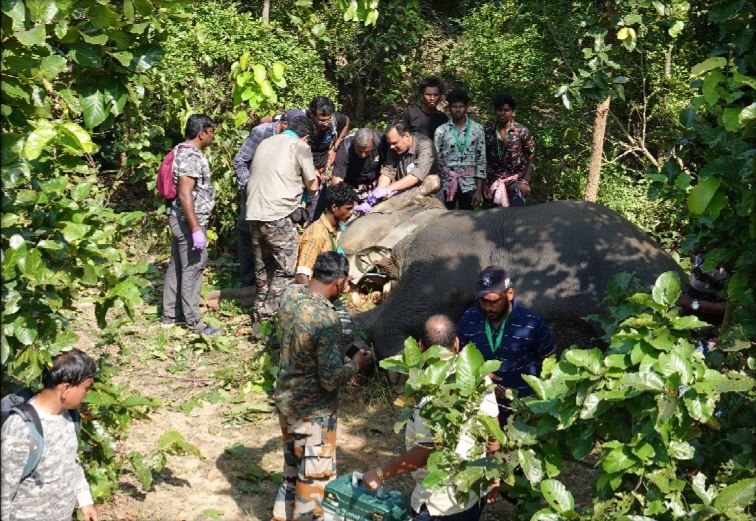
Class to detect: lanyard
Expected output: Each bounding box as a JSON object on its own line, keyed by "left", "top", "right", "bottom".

{"left": 451, "top": 118, "right": 471, "bottom": 154}
{"left": 329, "top": 223, "right": 345, "bottom": 255}
{"left": 485, "top": 312, "right": 510, "bottom": 353}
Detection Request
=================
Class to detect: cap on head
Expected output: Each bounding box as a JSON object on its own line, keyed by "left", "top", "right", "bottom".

{"left": 284, "top": 109, "right": 306, "bottom": 122}
{"left": 476, "top": 266, "right": 511, "bottom": 301}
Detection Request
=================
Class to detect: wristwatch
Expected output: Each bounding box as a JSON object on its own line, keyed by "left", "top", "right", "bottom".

{"left": 691, "top": 299, "right": 700, "bottom": 311}
{"left": 375, "top": 466, "right": 384, "bottom": 481}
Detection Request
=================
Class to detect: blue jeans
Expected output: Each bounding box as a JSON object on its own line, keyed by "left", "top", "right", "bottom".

{"left": 412, "top": 503, "right": 482, "bottom": 521}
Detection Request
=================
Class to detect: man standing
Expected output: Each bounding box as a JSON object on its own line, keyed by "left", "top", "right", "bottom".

{"left": 484, "top": 93, "right": 535, "bottom": 207}
{"left": 307, "top": 97, "right": 350, "bottom": 174}
{"left": 457, "top": 266, "right": 555, "bottom": 422}
{"left": 246, "top": 116, "right": 319, "bottom": 324}
{"left": 330, "top": 128, "right": 387, "bottom": 196}
{"left": 356, "top": 120, "right": 440, "bottom": 213}
{"left": 273, "top": 252, "right": 373, "bottom": 521}
{"left": 362, "top": 315, "right": 499, "bottom": 521}
{"left": 433, "top": 88, "right": 487, "bottom": 210}
{"left": 295, "top": 184, "right": 358, "bottom": 285}
{"left": 232, "top": 113, "right": 289, "bottom": 288}
{"left": 162, "top": 114, "right": 222, "bottom": 335}
{"left": 401, "top": 76, "right": 449, "bottom": 140}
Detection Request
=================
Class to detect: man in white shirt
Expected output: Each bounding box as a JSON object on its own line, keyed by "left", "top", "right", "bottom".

{"left": 362, "top": 315, "right": 499, "bottom": 521}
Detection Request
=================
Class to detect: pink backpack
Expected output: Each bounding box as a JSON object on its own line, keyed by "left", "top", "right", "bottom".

{"left": 156, "top": 144, "right": 189, "bottom": 200}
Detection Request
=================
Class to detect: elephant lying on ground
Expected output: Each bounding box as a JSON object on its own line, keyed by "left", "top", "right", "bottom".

{"left": 343, "top": 200, "right": 683, "bottom": 359}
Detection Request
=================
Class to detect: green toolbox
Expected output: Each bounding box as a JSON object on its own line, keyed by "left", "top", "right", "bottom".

{"left": 322, "top": 472, "right": 412, "bottom": 521}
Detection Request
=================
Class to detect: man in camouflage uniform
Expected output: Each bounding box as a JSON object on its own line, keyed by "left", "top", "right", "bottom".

{"left": 246, "top": 116, "right": 319, "bottom": 325}
{"left": 162, "top": 114, "right": 222, "bottom": 335}
{"left": 273, "top": 252, "right": 373, "bottom": 521}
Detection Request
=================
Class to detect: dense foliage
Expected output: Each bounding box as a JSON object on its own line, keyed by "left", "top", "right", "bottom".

{"left": 382, "top": 272, "right": 755, "bottom": 519}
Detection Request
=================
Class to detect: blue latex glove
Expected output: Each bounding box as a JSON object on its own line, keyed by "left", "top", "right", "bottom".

{"left": 192, "top": 228, "right": 207, "bottom": 251}
{"left": 354, "top": 202, "right": 373, "bottom": 215}
{"left": 367, "top": 186, "right": 390, "bottom": 206}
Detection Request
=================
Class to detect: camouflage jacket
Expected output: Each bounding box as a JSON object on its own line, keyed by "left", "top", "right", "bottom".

{"left": 274, "top": 284, "right": 359, "bottom": 418}
{"left": 167, "top": 144, "right": 215, "bottom": 226}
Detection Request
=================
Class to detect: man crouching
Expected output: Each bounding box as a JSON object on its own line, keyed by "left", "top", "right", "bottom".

{"left": 272, "top": 252, "right": 373, "bottom": 521}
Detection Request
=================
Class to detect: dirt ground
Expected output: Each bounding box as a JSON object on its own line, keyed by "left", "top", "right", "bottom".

{"left": 75, "top": 263, "right": 591, "bottom": 521}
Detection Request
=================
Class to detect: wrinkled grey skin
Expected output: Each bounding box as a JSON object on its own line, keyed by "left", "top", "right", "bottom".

{"left": 344, "top": 200, "right": 683, "bottom": 359}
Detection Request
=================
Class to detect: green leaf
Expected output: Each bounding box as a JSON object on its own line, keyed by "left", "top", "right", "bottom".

{"left": 61, "top": 222, "right": 90, "bottom": 241}
{"left": 421, "top": 469, "right": 448, "bottom": 489}
{"left": 270, "top": 61, "right": 285, "bottom": 81}
{"left": 27, "top": 0, "right": 58, "bottom": 23}
{"left": 561, "top": 93, "right": 572, "bottom": 110}
{"left": 23, "top": 120, "right": 57, "bottom": 160}
{"left": 690, "top": 57, "right": 727, "bottom": 77}
{"left": 522, "top": 375, "right": 550, "bottom": 400}
{"left": 692, "top": 473, "right": 716, "bottom": 506}
{"left": 403, "top": 337, "right": 422, "bottom": 368}
{"left": 702, "top": 70, "right": 724, "bottom": 105}
{"left": 239, "top": 52, "right": 250, "bottom": 71}
{"left": 740, "top": 102, "right": 756, "bottom": 124}
{"left": 311, "top": 22, "right": 326, "bottom": 37}
{"left": 713, "top": 478, "right": 755, "bottom": 511}
{"left": 202, "top": 509, "right": 224, "bottom": 519}
{"left": 668, "top": 440, "right": 695, "bottom": 460}
{"left": 157, "top": 430, "right": 202, "bottom": 458}
{"left": 670, "top": 315, "right": 710, "bottom": 330}
{"left": 15, "top": 25, "right": 47, "bottom": 46}
{"left": 688, "top": 177, "right": 721, "bottom": 215}
{"left": 109, "top": 51, "right": 133, "bottom": 67}
{"left": 651, "top": 271, "right": 681, "bottom": 307}
{"left": 668, "top": 20, "right": 684, "bottom": 37}
{"left": 39, "top": 54, "right": 68, "bottom": 80}
{"left": 456, "top": 344, "right": 483, "bottom": 396}
{"left": 81, "top": 90, "right": 108, "bottom": 128}
{"left": 478, "top": 415, "right": 505, "bottom": 444}
{"left": 69, "top": 43, "right": 102, "bottom": 68}
{"left": 603, "top": 446, "right": 635, "bottom": 473}
{"left": 540, "top": 479, "right": 574, "bottom": 514}
{"left": 722, "top": 107, "right": 742, "bottom": 132}
{"left": 129, "top": 452, "right": 154, "bottom": 489}
{"left": 89, "top": 4, "right": 120, "bottom": 29}
{"left": 252, "top": 64, "right": 266, "bottom": 85}
{"left": 530, "top": 510, "right": 560, "bottom": 521}
{"left": 59, "top": 122, "right": 95, "bottom": 153}
{"left": 2, "top": 0, "right": 26, "bottom": 23}
{"left": 82, "top": 33, "right": 108, "bottom": 45}
{"left": 517, "top": 448, "right": 543, "bottom": 485}
{"left": 234, "top": 110, "right": 248, "bottom": 128}
{"left": 564, "top": 348, "right": 602, "bottom": 375}
{"left": 658, "top": 352, "right": 692, "bottom": 384}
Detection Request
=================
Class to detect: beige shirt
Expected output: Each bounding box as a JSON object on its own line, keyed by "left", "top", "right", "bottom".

{"left": 381, "top": 132, "right": 438, "bottom": 182}
{"left": 406, "top": 376, "right": 498, "bottom": 516}
{"left": 246, "top": 134, "right": 317, "bottom": 222}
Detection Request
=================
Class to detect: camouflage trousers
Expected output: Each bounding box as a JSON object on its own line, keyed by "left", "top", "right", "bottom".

{"left": 249, "top": 216, "right": 299, "bottom": 321}
{"left": 272, "top": 414, "right": 338, "bottom": 521}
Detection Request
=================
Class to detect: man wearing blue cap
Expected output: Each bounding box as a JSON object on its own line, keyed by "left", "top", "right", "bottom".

{"left": 457, "top": 266, "right": 555, "bottom": 422}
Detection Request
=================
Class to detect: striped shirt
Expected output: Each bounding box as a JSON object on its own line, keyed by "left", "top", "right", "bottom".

{"left": 457, "top": 301, "right": 555, "bottom": 400}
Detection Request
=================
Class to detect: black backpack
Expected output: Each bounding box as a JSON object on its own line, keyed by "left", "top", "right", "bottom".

{"left": 0, "top": 388, "right": 82, "bottom": 481}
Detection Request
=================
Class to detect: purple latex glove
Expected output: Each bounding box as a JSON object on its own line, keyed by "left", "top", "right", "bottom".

{"left": 367, "top": 186, "right": 390, "bottom": 206}
{"left": 191, "top": 228, "right": 207, "bottom": 251}
{"left": 354, "top": 202, "right": 373, "bottom": 215}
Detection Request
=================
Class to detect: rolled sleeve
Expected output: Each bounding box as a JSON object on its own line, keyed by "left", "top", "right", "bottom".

{"left": 411, "top": 137, "right": 436, "bottom": 181}
{"left": 296, "top": 142, "right": 318, "bottom": 184}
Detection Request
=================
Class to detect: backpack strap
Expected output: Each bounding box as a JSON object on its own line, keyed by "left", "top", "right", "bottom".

{"left": 69, "top": 408, "right": 82, "bottom": 439}
{"left": 10, "top": 403, "right": 44, "bottom": 482}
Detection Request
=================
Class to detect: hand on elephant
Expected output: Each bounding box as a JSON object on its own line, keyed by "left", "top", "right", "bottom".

{"left": 351, "top": 349, "right": 374, "bottom": 371}
{"left": 354, "top": 201, "right": 373, "bottom": 214}
{"left": 367, "top": 186, "right": 390, "bottom": 205}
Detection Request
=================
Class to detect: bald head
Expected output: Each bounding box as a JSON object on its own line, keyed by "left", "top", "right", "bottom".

{"left": 421, "top": 314, "right": 458, "bottom": 351}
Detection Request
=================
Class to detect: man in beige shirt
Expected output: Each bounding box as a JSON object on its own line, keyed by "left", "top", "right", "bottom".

{"left": 246, "top": 116, "right": 319, "bottom": 325}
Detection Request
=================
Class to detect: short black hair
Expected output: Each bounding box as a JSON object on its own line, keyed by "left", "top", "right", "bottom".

{"left": 324, "top": 184, "right": 357, "bottom": 211}
{"left": 287, "top": 116, "right": 315, "bottom": 138}
{"left": 446, "top": 88, "right": 470, "bottom": 105}
{"left": 312, "top": 252, "right": 349, "bottom": 284}
{"left": 421, "top": 315, "right": 457, "bottom": 349}
{"left": 42, "top": 348, "right": 97, "bottom": 389}
{"left": 418, "top": 76, "right": 446, "bottom": 96}
{"left": 386, "top": 119, "right": 411, "bottom": 136}
{"left": 493, "top": 92, "right": 516, "bottom": 111}
{"left": 309, "top": 96, "right": 335, "bottom": 116}
{"left": 184, "top": 114, "right": 215, "bottom": 139}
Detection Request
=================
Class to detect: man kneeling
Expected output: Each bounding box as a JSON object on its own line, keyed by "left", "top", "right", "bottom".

{"left": 362, "top": 315, "right": 499, "bottom": 521}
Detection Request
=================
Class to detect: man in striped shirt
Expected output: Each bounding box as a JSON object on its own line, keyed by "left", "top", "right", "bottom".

{"left": 457, "top": 266, "right": 555, "bottom": 422}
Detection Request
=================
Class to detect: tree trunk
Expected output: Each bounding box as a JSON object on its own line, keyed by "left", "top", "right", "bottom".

{"left": 585, "top": 96, "right": 611, "bottom": 202}
{"left": 352, "top": 75, "right": 365, "bottom": 123}
{"left": 262, "top": 0, "right": 270, "bottom": 22}
{"left": 664, "top": 45, "right": 672, "bottom": 78}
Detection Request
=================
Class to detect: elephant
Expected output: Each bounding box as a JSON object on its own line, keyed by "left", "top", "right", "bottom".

{"left": 341, "top": 199, "right": 683, "bottom": 359}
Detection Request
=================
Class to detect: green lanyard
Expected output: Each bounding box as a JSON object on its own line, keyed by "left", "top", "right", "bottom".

{"left": 330, "top": 223, "right": 345, "bottom": 255}
{"left": 485, "top": 312, "right": 510, "bottom": 353}
{"left": 451, "top": 118, "right": 472, "bottom": 154}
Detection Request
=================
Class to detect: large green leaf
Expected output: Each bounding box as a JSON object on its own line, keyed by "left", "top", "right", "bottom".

{"left": 622, "top": 371, "right": 665, "bottom": 391}
{"left": 89, "top": 4, "right": 120, "bottom": 29}
{"left": 39, "top": 54, "right": 68, "bottom": 79}
{"left": 688, "top": 177, "right": 721, "bottom": 215}
{"left": 1, "top": 0, "right": 26, "bottom": 23}
{"left": 651, "top": 271, "right": 681, "bottom": 306}
{"left": 564, "top": 348, "right": 602, "bottom": 374}
{"left": 81, "top": 90, "right": 108, "bottom": 128}
{"left": 59, "top": 121, "right": 95, "bottom": 154}
{"left": 517, "top": 448, "right": 543, "bottom": 485}
{"left": 27, "top": 0, "right": 58, "bottom": 23}
{"left": 15, "top": 25, "right": 47, "bottom": 46}
{"left": 455, "top": 344, "right": 483, "bottom": 396}
{"left": 602, "top": 446, "right": 636, "bottom": 473}
{"left": 540, "top": 479, "right": 574, "bottom": 514}
{"left": 690, "top": 57, "right": 727, "bottom": 77}
{"left": 722, "top": 107, "right": 742, "bottom": 132}
{"left": 658, "top": 352, "right": 692, "bottom": 384}
{"left": 712, "top": 478, "right": 755, "bottom": 512}
{"left": 402, "top": 337, "right": 422, "bottom": 368}
{"left": 691, "top": 473, "right": 716, "bottom": 506}
{"left": 23, "top": 120, "right": 57, "bottom": 160}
